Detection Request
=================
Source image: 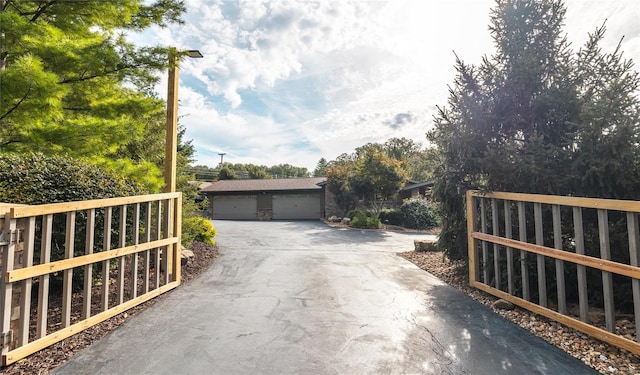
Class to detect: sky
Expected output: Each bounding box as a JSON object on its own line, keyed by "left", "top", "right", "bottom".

{"left": 130, "top": 0, "right": 640, "bottom": 171}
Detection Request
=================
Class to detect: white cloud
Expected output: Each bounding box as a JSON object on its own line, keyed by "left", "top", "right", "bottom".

{"left": 130, "top": 0, "right": 640, "bottom": 171}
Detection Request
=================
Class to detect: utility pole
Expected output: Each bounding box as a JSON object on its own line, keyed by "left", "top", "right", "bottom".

{"left": 218, "top": 152, "right": 226, "bottom": 166}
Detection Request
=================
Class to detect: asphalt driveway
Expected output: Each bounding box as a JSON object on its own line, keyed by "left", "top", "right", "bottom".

{"left": 53, "top": 220, "right": 595, "bottom": 374}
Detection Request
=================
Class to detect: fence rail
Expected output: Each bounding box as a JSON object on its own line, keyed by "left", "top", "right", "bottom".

{"left": 466, "top": 190, "right": 640, "bottom": 355}
{"left": 0, "top": 193, "right": 182, "bottom": 366}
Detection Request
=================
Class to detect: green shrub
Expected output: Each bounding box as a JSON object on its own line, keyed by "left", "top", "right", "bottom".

{"left": 0, "top": 153, "right": 143, "bottom": 204}
{"left": 346, "top": 209, "right": 364, "bottom": 219}
{"left": 350, "top": 212, "right": 381, "bottom": 229}
{"left": 379, "top": 208, "right": 403, "bottom": 226}
{"left": 0, "top": 153, "right": 146, "bottom": 286}
{"left": 400, "top": 198, "right": 437, "bottom": 229}
{"left": 182, "top": 217, "right": 217, "bottom": 247}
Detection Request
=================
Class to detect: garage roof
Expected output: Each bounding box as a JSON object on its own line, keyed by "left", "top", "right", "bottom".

{"left": 202, "top": 177, "right": 327, "bottom": 193}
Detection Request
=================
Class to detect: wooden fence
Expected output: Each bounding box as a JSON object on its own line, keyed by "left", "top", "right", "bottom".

{"left": 466, "top": 190, "right": 640, "bottom": 355}
{"left": 0, "top": 193, "right": 182, "bottom": 365}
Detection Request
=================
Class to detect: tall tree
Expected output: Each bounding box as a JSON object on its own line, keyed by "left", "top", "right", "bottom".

{"left": 570, "top": 26, "right": 640, "bottom": 199}
{"left": 383, "top": 137, "right": 422, "bottom": 162}
{"left": 325, "top": 147, "right": 407, "bottom": 215}
{"left": 406, "top": 147, "right": 440, "bottom": 182}
{"left": 349, "top": 145, "right": 407, "bottom": 214}
{"left": 313, "top": 157, "right": 328, "bottom": 177}
{"left": 0, "top": 0, "right": 185, "bottom": 189}
{"left": 325, "top": 153, "right": 358, "bottom": 214}
{"left": 428, "top": 0, "right": 640, "bottom": 260}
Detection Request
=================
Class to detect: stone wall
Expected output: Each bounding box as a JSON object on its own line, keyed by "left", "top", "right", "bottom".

{"left": 257, "top": 209, "right": 272, "bottom": 220}
{"left": 324, "top": 187, "right": 343, "bottom": 218}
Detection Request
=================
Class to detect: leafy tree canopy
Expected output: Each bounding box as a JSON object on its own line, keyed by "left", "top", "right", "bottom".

{"left": 217, "top": 166, "right": 238, "bottom": 180}
{"left": 266, "top": 163, "right": 309, "bottom": 178}
{"left": 349, "top": 145, "right": 407, "bottom": 213}
{"left": 182, "top": 162, "right": 311, "bottom": 180}
{"left": 326, "top": 144, "right": 408, "bottom": 215}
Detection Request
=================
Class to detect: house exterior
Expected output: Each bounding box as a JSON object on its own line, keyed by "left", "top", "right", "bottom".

{"left": 397, "top": 180, "right": 434, "bottom": 202}
{"left": 202, "top": 177, "right": 327, "bottom": 220}
{"left": 201, "top": 177, "right": 433, "bottom": 220}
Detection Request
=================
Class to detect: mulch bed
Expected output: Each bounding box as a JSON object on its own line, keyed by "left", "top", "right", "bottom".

{"left": 0, "top": 241, "right": 218, "bottom": 375}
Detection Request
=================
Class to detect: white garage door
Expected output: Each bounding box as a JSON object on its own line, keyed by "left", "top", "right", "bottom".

{"left": 213, "top": 195, "right": 257, "bottom": 220}
{"left": 272, "top": 194, "right": 321, "bottom": 220}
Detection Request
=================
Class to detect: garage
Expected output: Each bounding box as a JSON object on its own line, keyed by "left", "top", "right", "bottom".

{"left": 203, "top": 177, "right": 327, "bottom": 220}
{"left": 272, "top": 194, "right": 322, "bottom": 220}
{"left": 212, "top": 195, "right": 257, "bottom": 220}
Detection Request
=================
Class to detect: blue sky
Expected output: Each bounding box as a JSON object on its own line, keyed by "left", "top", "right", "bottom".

{"left": 131, "top": 0, "right": 640, "bottom": 171}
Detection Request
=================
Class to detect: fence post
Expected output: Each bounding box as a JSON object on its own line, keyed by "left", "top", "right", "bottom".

{"left": 174, "top": 194, "right": 182, "bottom": 284}
{"left": 0, "top": 213, "right": 16, "bottom": 363}
{"left": 466, "top": 191, "right": 478, "bottom": 283}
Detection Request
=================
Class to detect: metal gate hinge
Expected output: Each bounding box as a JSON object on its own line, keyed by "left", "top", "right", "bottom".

{"left": 0, "top": 229, "right": 20, "bottom": 246}
{"left": 0, "top": 331, "right": 12, "bottom": 349}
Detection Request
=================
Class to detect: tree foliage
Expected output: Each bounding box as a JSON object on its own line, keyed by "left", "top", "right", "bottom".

{"left": 313, "top": 157, "right": 328, "bottom": 177}
{"left": 325, "top": 154, "right": 358, "bottom": 214}
{"left": 0, "top": 0, "right": 186, "bottom": 189}
{"left": 218, "top": 166, "right": 238, "bottom": 180}
{"left": 400, "top": 198, "right": 438, "bottom": 230}
{"left": 349, "top": 145, "right": 407, "bottom": 213}
{"left": 428, "top": 0, "right": 640, "bottom": 260}
{"left": 183, "top": 162, "right": 311, "bottom": 180}
{"left": 0, "top": 153, "right": 145, "bottom": 269}
{"left": 326, "top": 145, "right": 407, "bottom": 215}
{"left": 266, "top": 163, "right": 309, "bottom": 178}
{"left": 0, "top": 153, "right": 143, "bottom": 204}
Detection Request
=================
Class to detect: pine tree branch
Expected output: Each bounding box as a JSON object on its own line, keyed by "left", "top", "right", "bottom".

{"left": 30, "top": 0, "right": 58, "bottom": 22}
{"left": 0, "top": 138, "right": 21, "bottom": 148}
{"left": 0, "top": 85, "right": 31, "bottom": 121}
{"left": 58, "top": 63, "right": 143, "bottom": 84}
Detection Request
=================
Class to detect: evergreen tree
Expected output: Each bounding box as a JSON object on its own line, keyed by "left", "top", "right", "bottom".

{"left": 570, "top": 25, "right": 640, "bottom": 199}
{"left": 428, "top": 0, "right": 640, "bottom": 260}
{"left": 313, "top": 158, "right": 328, "bottom": 177}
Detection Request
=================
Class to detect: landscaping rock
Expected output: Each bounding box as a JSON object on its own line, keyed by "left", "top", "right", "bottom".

{"left": 328, "top": 216, "right": 342, "bottom": 222}
{"left": 341, "top": 217, "right": 351, "bottom": 224}
{"left": 181, "top": 247, "right": 195, "bottom": 265}
{"left": 414, "top": 239, "right": 437, "bottom": 252}
{"left": 493, "top": 299, "right": 515, "bottom": 310}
